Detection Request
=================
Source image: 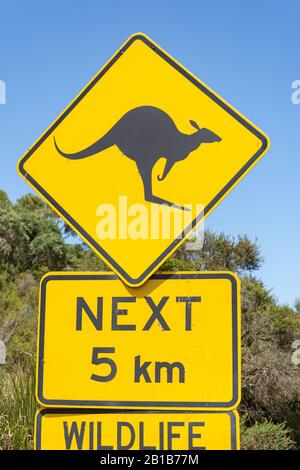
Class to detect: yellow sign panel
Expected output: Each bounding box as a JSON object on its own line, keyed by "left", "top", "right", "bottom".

{"left": 17, "top": 33, "right": 269, "bottom": 287}
{"left": 36, "top": 272, "right": 240, "bottom": 410}
{"left": 35, "top": 409, "right": 239, "bottom": 451}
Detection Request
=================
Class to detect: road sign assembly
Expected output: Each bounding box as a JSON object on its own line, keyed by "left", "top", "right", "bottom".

{"left": 17, "top": 32, "right": 268, "bottom": 450}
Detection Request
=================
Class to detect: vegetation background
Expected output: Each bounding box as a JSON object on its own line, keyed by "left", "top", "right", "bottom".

{"left": 0, "top": 189, "right": 299, "bottom": 450}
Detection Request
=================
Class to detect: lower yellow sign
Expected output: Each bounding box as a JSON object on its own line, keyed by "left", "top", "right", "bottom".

{"left": 37, "top": 272, "right": 240, "bottom": 410}
{"left": 35, "top": 410, "right": 239, "bottom": 450}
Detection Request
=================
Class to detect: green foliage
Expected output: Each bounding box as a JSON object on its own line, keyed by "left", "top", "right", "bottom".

{"left": 0, "top": 192, "right": 108, "bottom": 277}
{"left": 240, "top": 418, "right": 295, "bottom": 450}
{"left": 239, "top": 275, "right": 300, "bottom": 428}
{"left": 294, "top": 298, "right": 300, "bottom": 314}
{"left": 0, "top": 273, "right": 38, "bottom": 364}
{"left": 0, "top": 201, "right": 29, "bottom": 273}
{"left": 271, "top": 304, "right": 300, "bottom": 349}
{"left": 0, "top": 189, "right": 300, "bottom": 449}
{"left": 162, "top": 231, "right": 263, "bottom": 273}
{"left": 0, "top": 190, "right": 11, "bottom": 208}
{"left": 0, "top": 193, "right": 68, "bottom": 274}
{"left": 64, "top": 244, "right": 108, "bottom": 272}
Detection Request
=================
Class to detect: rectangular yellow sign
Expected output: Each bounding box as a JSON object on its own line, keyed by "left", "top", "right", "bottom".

{"left": 35, "top": 410, "right": 239, "bottom": 450}
{"left": 36, "top": 272, "right": 240, "bottom": 410}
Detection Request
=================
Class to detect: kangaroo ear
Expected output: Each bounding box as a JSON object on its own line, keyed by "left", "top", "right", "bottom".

{"left": 190, "top": 120, "right": 201, "bottom": 131}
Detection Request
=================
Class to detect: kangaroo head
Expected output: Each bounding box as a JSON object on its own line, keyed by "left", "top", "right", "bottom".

{"left": 190, "top": 120, "right": 222, "bottom": 144}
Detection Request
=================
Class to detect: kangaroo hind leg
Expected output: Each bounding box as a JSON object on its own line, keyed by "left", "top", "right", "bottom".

{"left": 136, "top": 160, "right": 190, "bottom": 211}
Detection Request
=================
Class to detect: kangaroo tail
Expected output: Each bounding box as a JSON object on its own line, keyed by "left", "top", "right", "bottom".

{"left": 54, "top": 132, "right": 113, "bottom": 160}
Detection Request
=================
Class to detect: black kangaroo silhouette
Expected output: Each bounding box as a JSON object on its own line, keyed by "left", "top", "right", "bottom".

{"left": 54, "top": 106, "right": 221, "bottom": 210}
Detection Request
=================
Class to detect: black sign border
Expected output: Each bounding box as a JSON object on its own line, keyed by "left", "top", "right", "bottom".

{"left": 18, "top": 33, "right": 268, "bottom": 286}
{"left": 35, "top": 408, "right": 238, "bottom": 450}
{"left": 37, "top": 272, "right": 239, "bottom": 409}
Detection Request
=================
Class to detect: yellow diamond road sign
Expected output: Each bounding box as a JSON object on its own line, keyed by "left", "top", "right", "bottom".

{"left": 18, "top": 33, "right": 269, "bottom": 286}
{"left": 36, "top": 272, "right": 240, "bottom": 410}
{"left": 35, "top": 409, "right": 240, "bottom": 450}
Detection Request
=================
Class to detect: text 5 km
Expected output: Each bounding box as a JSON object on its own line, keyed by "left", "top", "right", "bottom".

{"left": 90, "top": 347, "right": 185, "bottom": 384}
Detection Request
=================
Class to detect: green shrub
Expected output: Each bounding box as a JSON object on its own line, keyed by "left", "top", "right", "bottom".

{"left": 241, "top": 419, "right": 296, "bottom": 450}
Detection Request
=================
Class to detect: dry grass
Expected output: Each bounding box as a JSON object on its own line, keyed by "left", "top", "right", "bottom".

{"left": 0, "top": 356, "right": 36, "bottom": 450}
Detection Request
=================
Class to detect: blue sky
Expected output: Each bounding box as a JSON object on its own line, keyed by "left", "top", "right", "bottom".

{"left": 0, "top": 0, "right": 299, "bottom": 306}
